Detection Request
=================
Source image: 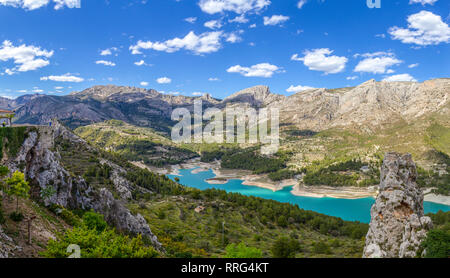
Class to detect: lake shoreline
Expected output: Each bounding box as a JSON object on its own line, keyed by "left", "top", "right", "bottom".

{"left": 132, "top": 158, "right": 450, "bottom": 205}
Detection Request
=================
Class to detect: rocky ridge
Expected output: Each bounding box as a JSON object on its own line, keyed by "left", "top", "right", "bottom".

{"left": 6, "top": 79, "right": 449, "bottom": 133}
{"left": 363, "top": 153, "right": 433, "bottom": 258}
{"left": 2, "top": 121, "right": 162, "bottom": 250}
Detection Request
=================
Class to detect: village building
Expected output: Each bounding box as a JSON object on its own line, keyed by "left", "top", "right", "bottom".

{"left": 0, "top": 109, "right": 14, "bottom": 127}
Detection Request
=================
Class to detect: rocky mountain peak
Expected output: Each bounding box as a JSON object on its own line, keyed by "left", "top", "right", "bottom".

{"left": 70, "top": 85, "right": 159, "bottom": 100}
{"left": 363, "top": 152, "right": 433, "bottom": 258}
{"left": 222, "top": 85, "right": 284, "bottom": 107}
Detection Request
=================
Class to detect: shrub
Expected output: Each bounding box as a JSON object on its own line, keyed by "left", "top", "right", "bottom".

{"left": 421, "top": 229, "right": 450, "bottom": 258}
{"left": 271, "top": 237, "right": 301, "bottom": 258}
{"left": 312, "top": 241, "right": 332, "bottom": 254}
{"left": 82, "top": 211, "right": 107, "bottom": 232}
{"left": 0, "top": 208, "right": 5, "bottom": 224}
{"left": 224, "top": 243, "right": 263, "bottom": 258}
{"left": 43, "top": 226, "right": 158, "bottom": 258}
{"left": 9, "top": 211, "right": 24, "bottom": 222}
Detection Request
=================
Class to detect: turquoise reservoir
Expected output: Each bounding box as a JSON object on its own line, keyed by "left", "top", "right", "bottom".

{"left": 168, "top": 168, "right": 450, "bottom": 223}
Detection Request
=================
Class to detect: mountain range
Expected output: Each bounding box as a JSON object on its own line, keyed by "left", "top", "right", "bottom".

{"left": 2, "top": 79, "right": 448, "bottom": 134}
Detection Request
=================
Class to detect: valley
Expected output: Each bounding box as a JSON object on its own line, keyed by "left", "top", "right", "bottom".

{"left": 1, "top": 78, "right": 449, "bottom": 258}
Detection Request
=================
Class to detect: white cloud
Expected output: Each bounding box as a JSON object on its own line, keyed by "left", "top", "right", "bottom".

{"left": 192, "top": 92, "right": 203, "bottom": 96}
{"left": 204, "top": 20, "right": 223, "bottom": 29}
{"left": 224, "top": 31, "right": 243, "bottom": 43}
{"left": 0, "top": 40, "right": 53, "bottom": 74}
{"left": 409, "top": 0, "right": 438, "bottom": 5}
{"left": 130, "top": 31, "right": 223, "bottom": 55}
{"left": 156, "top": 77, "right": 172, "bottom": 84}
{"left": 227, "top": 63, "right": 281, "bottom": 78}
{"left": 354, "top": 52, "right": 402, "bottom": 74}
{"left": 54, "top": 86, "right": 63, "bottom": 89}
{"left": 32, "top": 88, "right": 43, "bottom": 93}
{"left": 229, "top": 14, "right": 248, "bottom": 23}
{"left": 286, "top": 85, "right": 314, "bottom": 93}
{"left": 297, "top": 0, "right": 307, "bottom": 9}
{"left": 198, "top": 0, "right": 270, "bottom": 15}
{"left": 383, "top": 73, "right": 417, "bottom": 82}
{"left": 389, "top": 11, "right": 450, "bottom": 46}
{"left": 100, "top": 49, "right": 112, "bottom": 56}
{"left": 293, "top": 48, "right": 348, "bottom": 74}
{"left": 346, "top": 76, "right": 358, "bottom": 80}
{"left": 53, "top": 0, "right": 80, "bottom": 9}
{"left": 95, "top": 60, "right": 116, "bottom": 67}
{"left": 40, "top": 73, "right": 84, "bottom": 82}
{"left": 408, "top": 63, "right": 419, "bottom": 68}
{"left": 185, "top": 17, "right": 197, "bottom": 24}
{"left": 134, "top": 60, "right": 146, "bottom": 66}
{"left": 263, "top": 15, "right": 289, "bottom": 26}
{"left": 208, "top": 77, "right": 220, "bottom": 81}
{"left": 100, "top": 47, "right": 118, "bottom": 56}
{"left": 140, "top": 81, "right": 149, "bottom": 86}
{"left": 0, "top": 0, "right": 80, "bottom": 10}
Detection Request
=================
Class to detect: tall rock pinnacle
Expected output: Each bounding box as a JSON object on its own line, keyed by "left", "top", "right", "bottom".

{"left": 363, "top": 153, "right": 433, "bottom": 258}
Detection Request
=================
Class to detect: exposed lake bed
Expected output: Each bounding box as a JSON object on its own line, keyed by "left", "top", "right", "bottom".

{"left": 160, "top": 165, "right": 450, "bottom": 223}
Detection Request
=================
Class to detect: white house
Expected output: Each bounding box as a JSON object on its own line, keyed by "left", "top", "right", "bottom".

{"left": 0, "top": 109, "right": 13, "bottom": 127}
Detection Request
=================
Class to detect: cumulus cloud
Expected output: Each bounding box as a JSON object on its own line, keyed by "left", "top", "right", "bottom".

{"left": 382, "top": 73, "right": 417, "bottom": 82}
{"left": 0, "top": 0, "right": 80, "bottom": 10}
{"left": 40, "top": 73, "right": 84, "bottom": 82}
{"left": 263, "top": 15, "right": 289, "bottom": 26}
{"left": 198, "top": 0, "right": 270, "bottom": 15}
{"left": 130, "top": 31, "right": 223, "bottom": 55}
{"left": 354, "top": 52, "right": 402, "bottom": 74}
{"left": 156, "top": 77, "right": 171, "bottom": 84}
{"left": 0, "top": 40, "right": 53, "bottom": 74}
{"left": 286, "top": 84, "right": 314, "bottom": 93}
{"left": 229, "top": 14, "right": 248, "bottom": 23}
{"left": 409, "top": 0, "right": 438, "bottom": 5}
{"left": 388, "top": 11, "right": 450, "bottom": 46}
{"left": 408, "top": 63, "right": 419, "bottom": 68}
{"left": 134, "top": 60, "right": 146, "bottom": 66}
{"left": 227, "top": 63, "right": 281, "bottom": 78}
{"left": 224, "top": 31, "right": 243, "bottom": 43}
{"left": 292, "top": 48, "right": 348, "bottom": 74}
{"left": 185, "top": 17, "right": 197, "bottom": 23}
{"left": 204, "top": 20, "right": 223, "bottom": 29}
{"left": 140, "top": 81, "right": 149, "bottom": 86}
{"left": 346, "top": 76, "right": 358, "bottom": 80}
{"left": 95, "top": 60, "right": 116, "bottom": 67}
{"left": 297, "top": 0, "right": 307, "bottom": 9}
{"left": 100, "top": 47, "right": 118, "bottom": 56}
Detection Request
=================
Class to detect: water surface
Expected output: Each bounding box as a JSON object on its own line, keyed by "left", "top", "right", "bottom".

{"left": 168, "top": 168, "right": 450, "bottom": 223}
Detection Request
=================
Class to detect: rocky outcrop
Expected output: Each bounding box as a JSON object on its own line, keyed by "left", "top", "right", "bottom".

{"left": 4, "top": 122, "right": 162, "bottom": 250}
{"left": 222, "top": 85, "right": 285, "bottom": 108}
{"left": 0, "top": 225, "right": 20, "bottom": 258}
{"left": 363, "top": 153, "right": 433, "bottom": 258}
{"left": 95, "top": 189, "right": 161, "bottom": 249}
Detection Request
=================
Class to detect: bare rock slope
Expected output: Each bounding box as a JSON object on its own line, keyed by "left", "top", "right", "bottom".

{"left": 2, "top": 121, "right": 162, "bottom": 250}
{"left": 363, "top": 153, "right": 432, "bottom": 258}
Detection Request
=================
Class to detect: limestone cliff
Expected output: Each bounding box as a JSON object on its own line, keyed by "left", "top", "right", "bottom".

{"left": 363, "top": 153, "right": 433, "bottom": 258}
{"left": 2, "top": 121, "right": 162, "bottom": 251}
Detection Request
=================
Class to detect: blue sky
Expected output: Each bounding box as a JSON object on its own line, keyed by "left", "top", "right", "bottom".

{"left": 0, "top": 0, "right": 449, "bottom": 99}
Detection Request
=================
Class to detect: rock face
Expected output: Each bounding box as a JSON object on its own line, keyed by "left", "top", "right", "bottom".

{"left": 363, "top": 153, "right": 433, "bottom": 258}
{"left": 6, "top": 79, "right": 450, "bottom": 133}
{"left": 3, "top": 121, "right": 162, "bottom": 250}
